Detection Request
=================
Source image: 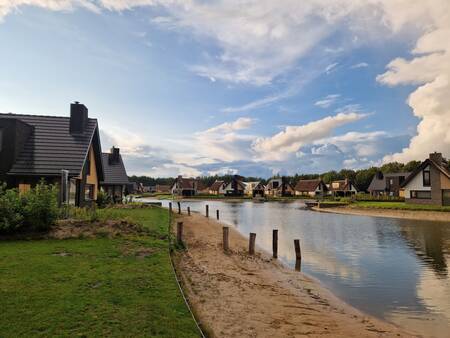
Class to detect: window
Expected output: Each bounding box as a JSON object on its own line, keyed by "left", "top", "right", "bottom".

{"left": 423, "top": 170, "right": 430, "bottom": 186}
{"left": 389, "top": 179, "right": 394, "bottom": 185}
{"left": 272, "top": 181, "right": 279, "bottom": 189}
{"left": 410, "top": 190, "right": 431, "bottom": 199}
{"left": 85, "top": 184, "right": 94, "bottom": 200}
{"left": 85, "top": 157, "right": 91, "bottom": 176}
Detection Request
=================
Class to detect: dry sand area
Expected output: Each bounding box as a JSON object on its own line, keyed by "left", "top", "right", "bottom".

{"left": 172, "top": 213, "right": 418, "bottom": 337}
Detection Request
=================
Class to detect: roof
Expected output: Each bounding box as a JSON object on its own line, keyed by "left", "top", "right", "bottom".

{"left": 401, "top": 159, "right": 450, "bottom": 187}
{"left": 329, "top": 180, "right": 354, "bottom": 191}
{"left": 295, "top": 179, "right": 324, "bottom": 192}
{"left": 209, "top": 180, "right": 225, "bottom": 191}
{"left": 173, "top": 177, "right": 197, "bottom": 190}
{"left": 368, "top": 172, "right": 411, "bottom": 192}
{"left": 1, "top": 113, "right": 103, "bottom": 178}
{"left": 100, "top": 153, "right": 129, "bottom": 185}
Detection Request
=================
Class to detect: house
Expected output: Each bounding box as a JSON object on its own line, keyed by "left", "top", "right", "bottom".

{"left": 401, "top": 152, "right": 450, "bottom": 206}
{"left": 0, "top": 102, "right": 104, "bottom": 207}
{"left": 155, "top": 184, "right": 171, "bottom": 193}
{"left": 329, "top": 179, "right": 358, "bottom": 197}
{"left": 223, "top": 175, "right": 246, "bottom": 196}
{"left": 100, "top": 147, "right": 129, "bottom": 203}
{"left": 368, "top": 172, "right": 410, "bottom": 197}
{"left": 244, "top": 181, "right": 265, "bottom": 197}
{"left": 295, "top": 179, "right": 328, "bottom": 197}
{"left": 208, "top": 180, "right": 226, "bottom": 195}
{"left": 171, "top": 176, "right": 201, "bottom": 196}
{"left": 265, "top": 177, "right": 294, "bottom": 197}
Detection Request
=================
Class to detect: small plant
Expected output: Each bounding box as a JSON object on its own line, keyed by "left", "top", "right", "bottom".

{"left": 0, "top": 183, "right": 24, "bottom": 233}
{"left": 96, "top": 190, "right": 112, "bottom": 208}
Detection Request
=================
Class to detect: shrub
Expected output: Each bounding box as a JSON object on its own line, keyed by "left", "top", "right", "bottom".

{"left": 22, "top": 182, "right": 59, "bottom": 231}
{"left": 96, "top": 190, "right": 112, "bottom": 208}
{"left": 0, "top": 184, "right": 24, "bottom": 233}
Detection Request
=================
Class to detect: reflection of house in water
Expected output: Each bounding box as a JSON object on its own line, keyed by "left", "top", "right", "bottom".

{"left": 397, "top": 220, "right": 450, "bottom": 276}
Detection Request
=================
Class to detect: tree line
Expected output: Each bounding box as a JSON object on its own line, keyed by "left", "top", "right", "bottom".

{"left": 129, "top": 160, "right": 426, "bottom": 193}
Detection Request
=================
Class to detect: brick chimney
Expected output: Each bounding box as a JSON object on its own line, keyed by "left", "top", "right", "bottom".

{"left": 70, "top": 101, "right": 88, "bottom": 134}
{"left": 109, "top": 146, "right": 120, "bottom": 164}
{"left": 429, "top": 152, "right": 443, "bottom": 164}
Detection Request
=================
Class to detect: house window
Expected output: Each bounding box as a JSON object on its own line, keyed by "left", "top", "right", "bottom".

{"left": 423, "top": 170, "right": 430, "bottom": 186}
{"left": 85, "top": 184, "right": 94, "bottom": 200}
{"left": 85, "top": 157, "right": 91, "bottom": 176}
{"left": 410, "top": 190, "right": 431, "bottom": 199}
{"left": 389, "top": 179, "right": 394, "bottom": 185}
{"left": 272, "top": 181, "right": 279, "bottom": 189}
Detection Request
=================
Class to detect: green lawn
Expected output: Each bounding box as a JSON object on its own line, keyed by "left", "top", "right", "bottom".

{"left": 352, "top": 201, "right": 450, "bottom": 212}
{"left": 0, "top": 208, "right": 199, "bottom": 337}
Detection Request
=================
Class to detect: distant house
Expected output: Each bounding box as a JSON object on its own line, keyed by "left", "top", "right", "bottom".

{"left": 368, "top": 172, "right": 410, "bottom": 197}
{"left": 223, "top": 175, "right": 246, "bottom": 196}
{"left": 329, "top": 179, "right": 357, "bottom": 197}
{"left": 155, "top": 184, "right": 170, "bottom": 193}
{"left": 265, "top": 177, "right": 294, "bottom": 197}
{"left": 401, "top": 152, "right": 450, "bottom": 206}
{"left": 171, "top": 176, "right": 201, "bottom": 196}
{"left": 295, "top": 179, "right": 328, "bottom": 197}
{"left": 100, "top": 147, "right": 130, "bottom": 203}
{"left": 244, "top": 181, "right": 265, "bottom": 197}
{"left": 208, "top": 180, "right": 226, "bottom": 195}
{"left": 0, "top": 102, "right": 104, "bottom": 207}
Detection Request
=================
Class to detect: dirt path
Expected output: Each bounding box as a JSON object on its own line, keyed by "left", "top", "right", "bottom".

{"left": 313, "top": 206, "right": 450, "bottom": 222}
{"left": 172, "top": 213, "right": 418, "bottom": 338}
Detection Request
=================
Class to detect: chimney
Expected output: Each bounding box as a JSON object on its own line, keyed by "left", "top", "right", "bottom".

{"left": 70, "top": 101, "right": 88, "bottom": 134}
{"left": 429, "top": 152, "right": 443, "bottom": 164}
{"left": 109, "top": 146, "right": 120, "bottom": 164}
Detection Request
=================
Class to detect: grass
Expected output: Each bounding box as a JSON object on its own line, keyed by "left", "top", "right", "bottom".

{"left": 351, "top": 201, "right": 450, "bottom": 212}
{"left": 0, "top": 208, "right": 200, "bottom": 337}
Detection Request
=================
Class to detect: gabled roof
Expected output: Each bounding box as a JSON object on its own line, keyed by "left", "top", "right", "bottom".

{"left": 173, "top": 177, "right": 197, "bottom": 190}
{"left": 329, "top": 179, "right": 355, "bottom": 191}
{"left": 368, "top": 172, "right": 411, "bottom": 191}
{"left": 1, "top": 113, "right": 103, "bottom": 179}
{"left": 100, "top": 153, "right": 129, "bottom": 185}
{"left": 295, "top": 179, "right": 326, "bottom": 192}
{"left": 401, "top": 159, "right": 450, "bottom": 187}
{"left": 209, "top": 180, "right": 225, "bottom": 191}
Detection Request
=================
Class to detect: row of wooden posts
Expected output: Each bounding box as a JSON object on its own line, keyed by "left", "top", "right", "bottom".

{"left": 169, "top": 202, "right": 302, "bottom": 271}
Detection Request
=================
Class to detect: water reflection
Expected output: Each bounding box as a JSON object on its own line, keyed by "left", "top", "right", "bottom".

{"left": 148, "top": 199, "right": 450, "bottom": 337}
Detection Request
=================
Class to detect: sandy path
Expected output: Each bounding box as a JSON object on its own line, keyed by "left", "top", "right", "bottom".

{"left": 313, "top": 206, "right": 450, "bottom": 222}
{"left": 172, "top": 213, "right": 418, "bottom": 338}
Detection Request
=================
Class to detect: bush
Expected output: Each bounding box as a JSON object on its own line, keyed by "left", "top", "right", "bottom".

{"left": 96, "top": 190, "right": 112, "bottom": 208}
{"left": 0, "top": 184, "right": 24, "bottom": 233}
{"left": 22, "top": 182, "right": 59, "bottom": 231}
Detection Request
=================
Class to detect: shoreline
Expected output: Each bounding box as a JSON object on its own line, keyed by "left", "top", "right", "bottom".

{"left": 313, "top": 206, "right": 450, "bottom": 222}
{"left": 172, "top": 212, "right": 417, "bottom": 337}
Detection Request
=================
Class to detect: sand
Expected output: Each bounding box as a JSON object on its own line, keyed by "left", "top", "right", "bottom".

{"left": 313, "top": 206, "right": 450, "bottom": 222}
{"left": 172, "top": 213, "right": 418, "bottom": 338}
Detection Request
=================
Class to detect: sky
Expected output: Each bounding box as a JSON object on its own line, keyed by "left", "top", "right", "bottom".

{"left": 0, "top": 0, "right": 449, "bottom": 178}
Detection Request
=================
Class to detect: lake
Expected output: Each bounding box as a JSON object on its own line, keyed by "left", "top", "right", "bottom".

{"left": 146, "top": 198, "right": 450, "bottom": 337}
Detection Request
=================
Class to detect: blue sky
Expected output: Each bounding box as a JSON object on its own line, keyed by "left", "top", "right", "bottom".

{"left": 1, "top": 1, "right": 449, "bottom": 177}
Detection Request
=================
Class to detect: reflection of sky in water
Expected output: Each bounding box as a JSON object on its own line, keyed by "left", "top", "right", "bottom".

{"left": 148, "top": 199, "right": 450, "bottom": 337}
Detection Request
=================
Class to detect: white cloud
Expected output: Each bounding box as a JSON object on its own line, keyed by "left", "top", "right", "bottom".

{"left": 325, "top": 62, "right": 339, "bottom": 74}
{"left": 314, "top": 94, "right": 340, "bottom": 108}
{"left": 252, "top": 112, "right": 366, "bottom": 161}
{"left": 350, "top": 62, "right": 368, "bottom": 69}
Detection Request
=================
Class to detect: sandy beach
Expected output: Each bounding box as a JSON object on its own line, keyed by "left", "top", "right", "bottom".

{"left": 313, "top": 206, "right": 450, "bottom": 222}
{"left": 172, "top": 213, "right": 417, "bottom": 337}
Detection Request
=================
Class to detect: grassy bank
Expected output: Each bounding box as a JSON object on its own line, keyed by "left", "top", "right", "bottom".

{"left": 351, "top": 201, "right": 450, "bottom": 212}
{"left": 0, "top": 208, "right": 199, "bottom": 337}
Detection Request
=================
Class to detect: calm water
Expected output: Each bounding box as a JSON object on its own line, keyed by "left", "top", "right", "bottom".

{"left": 147, "top": 199, "right": 450, "bottom": 337}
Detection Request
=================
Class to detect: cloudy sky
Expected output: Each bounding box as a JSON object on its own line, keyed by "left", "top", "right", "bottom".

{"left": 1, "top": 1, "right": 449, "bottom": 177}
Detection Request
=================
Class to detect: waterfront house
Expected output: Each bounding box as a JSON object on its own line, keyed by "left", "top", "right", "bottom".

{"left": 223, "top": 175, "right": 246, "bottom": 196}
{"left": 401, "top": 152, "right": 450, "bottom": 206}
{"left": 208, "top": 180, "right": 226, "bottom": 195}
{"left": 265, "top": 177, "right": 294, "bottom": 197}
{"left": 244, "top": 181, "right": 265, "bottom": 197}
{"left": 100, "top": 147, "right": 129, "bottom": 203}
{"left": 368, "top": 172, "right": 410, "bottom": 197}
{"left": 155, "top": 184, "right": 171, "bottom": 193}
{"left": 329, "top": 179, "right": 358, "bottom": 197}
{"left": 171, "top": 176, "right": 201, "bottom": 196}
{"left": 294, "top": 179, "right": 328, "bottom": 197}
{"left": 0, "top": 102, "right": 104, "bottom": 207}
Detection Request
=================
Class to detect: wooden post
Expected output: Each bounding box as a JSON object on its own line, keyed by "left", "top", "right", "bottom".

{"left": 223, "top": 226, "right": 229, "bottom": 252}
{"left": 249, "top": 233, "right": 256, "bottom": 255}
{"left": 187, "top": 206, "right": 191, "bottom": 216}
{"left": 294, "top": 239, "right": 301, "bottom": 271}
{"left": 177, "top": 201, "right": 181, "bottom": 214}
{"left": 206, "top": 205, "right": 209, "bottom": 218}
{"left": 177, "top": 222, "right": 183, "bottom": 245}
{"left": 272, "top": 229, "right": 278, "bottom": 259}
{"left": 216, "top": 209, "right": 220, "bottom": 220}
{"left": 169, "top": 202, "right": 172, "bottom": 213}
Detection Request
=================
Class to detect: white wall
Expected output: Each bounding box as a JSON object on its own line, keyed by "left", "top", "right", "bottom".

{"left": 404, "top": 165, "right": 431, "bottom": 196}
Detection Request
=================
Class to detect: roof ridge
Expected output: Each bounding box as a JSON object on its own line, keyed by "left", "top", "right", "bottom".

{"left": 0, "top": 112, "right": 98, "bottom": 122}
